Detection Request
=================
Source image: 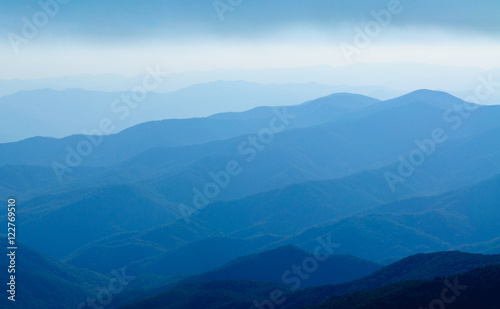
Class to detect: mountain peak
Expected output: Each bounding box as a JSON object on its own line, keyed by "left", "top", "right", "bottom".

{"left": 301, "top": 92, "right": 380, "bottom": 109}
{"left": 372, "top": 89, "right": 467, "bottom": 111}
{"left": 404, "top": 89, "right": 460, "bottom": 100}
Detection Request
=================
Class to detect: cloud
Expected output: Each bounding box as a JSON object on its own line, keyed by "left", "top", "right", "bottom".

{"left": 1, "top": 0, "right": 498, "bottom": 78}
{"left": 0, "top": 0, "right": 499, "bottom": 43}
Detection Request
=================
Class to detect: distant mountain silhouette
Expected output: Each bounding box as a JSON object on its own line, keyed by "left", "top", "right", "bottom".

{"left": 286, "top": 173, "right": 500, "bottom": 262}
{"left": 184, "top": 246, "right": 381, "bottom": 288}
{"left": 0, "top": 82, "right": 356, "bottom": 143}
{"left": 309, "top": 264, "right": 500, "bottom": 309}
{"left": 0, "top": 238, "right": 108, "bottom": 309}
{"left": 117, "top": 251, "right": 500, "bottom": 309}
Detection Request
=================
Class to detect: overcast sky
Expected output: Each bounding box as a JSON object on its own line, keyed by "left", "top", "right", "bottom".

{"left": 0, "top": 0, "right": 499, "bottom": 78}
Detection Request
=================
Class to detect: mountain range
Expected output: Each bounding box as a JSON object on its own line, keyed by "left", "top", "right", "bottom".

{"left": 2, "top": 87, "right": 500, "bottom": 308}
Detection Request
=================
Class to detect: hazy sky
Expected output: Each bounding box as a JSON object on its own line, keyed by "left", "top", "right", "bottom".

{"left": 0, "top": 0, "right": 499, "bottom": 78}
